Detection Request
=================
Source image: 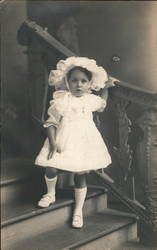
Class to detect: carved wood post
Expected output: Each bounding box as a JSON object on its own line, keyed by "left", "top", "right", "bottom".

{"left": 110, "top": 86, "right": 157, "bottom": 246}
{"left": 136, "top": 109, "right": 157, "bottom": 246}
{"left": 17, "top": 23, "right": 50, "bottom": 126}
{"left": 27, "top": 39, "right": 49, "bottom": 124}
{"left": 112, "top": 96, "right": 133, "bottom": 186}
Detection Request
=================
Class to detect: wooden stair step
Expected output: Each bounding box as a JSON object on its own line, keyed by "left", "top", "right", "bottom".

{"left": 1, "top": 188, "right": 107, "bottom": 226}
{"left": 1, "top": 167, "right": 44, "bottom": 205}
{"left": 1, "top": 188, "right": 108, "bottom": 249}
{"left": 4, "top": 211, "right": 137, "bottom": 250}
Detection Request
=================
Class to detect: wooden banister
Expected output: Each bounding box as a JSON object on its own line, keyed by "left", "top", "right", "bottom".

{"left": 25, "top": 20, "right": 76, "bottom": 57}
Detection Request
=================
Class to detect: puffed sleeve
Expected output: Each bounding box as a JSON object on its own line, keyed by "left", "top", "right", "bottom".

{"left": 43, "top": 90, "right": 66, "bottom": 128}
{"left": 88, "top": 93, "right": 107, "bottom": 112}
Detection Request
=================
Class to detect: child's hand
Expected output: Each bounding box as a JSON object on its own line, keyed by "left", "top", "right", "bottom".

{"left": 48, "top": 149, "right": 55, "bottom": 160}
{"left": 47, "top": 144, "right": 57, "bottom": 159}
{"left": 47, "top": 144, "right": 61, "bottom": 159}
{"left": 105, "top": 76, "right": 117, "bottom": 88}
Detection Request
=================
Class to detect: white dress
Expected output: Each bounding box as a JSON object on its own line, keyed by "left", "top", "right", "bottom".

{"left": 35, "top": 90, "right": 111, "bottom": 172}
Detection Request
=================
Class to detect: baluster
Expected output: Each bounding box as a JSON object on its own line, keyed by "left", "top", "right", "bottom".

{"left": 112, "top": 96, "right": 133, "bottom": 184}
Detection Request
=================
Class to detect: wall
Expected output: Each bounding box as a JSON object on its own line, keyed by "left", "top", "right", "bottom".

{"left": 78, "top": 2, "right": 156, "bottom": 93}
{"left": 1, "top": 1, "right": 36, "bottom": 181}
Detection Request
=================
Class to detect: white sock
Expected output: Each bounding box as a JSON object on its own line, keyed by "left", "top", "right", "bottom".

{"left": 74, "top": 187, "right": 87, "bottom": 215}
{"left": 45, "top": 175, "right": 57, "bottom": 197}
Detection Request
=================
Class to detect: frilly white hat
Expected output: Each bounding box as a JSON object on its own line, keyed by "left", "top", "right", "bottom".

{"left": 48, "top": 57, "right": 113, "bottom": 91}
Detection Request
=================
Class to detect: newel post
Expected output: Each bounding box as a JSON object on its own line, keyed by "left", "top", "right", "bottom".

{"left": 110, "top": 85, "right": 157, "bottom": 247}
{"left": 136, "top": 108, "right": 157, "bottom": 246}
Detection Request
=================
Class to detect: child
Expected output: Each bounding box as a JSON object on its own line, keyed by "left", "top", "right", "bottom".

{"left": 35, "top": 56, "right": 114, "bottom": 228}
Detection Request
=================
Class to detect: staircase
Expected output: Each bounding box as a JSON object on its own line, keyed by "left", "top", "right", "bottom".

{"left": 2, "top": 19, "right": 145, "bottom": 250}
{"left": 1, "top": 167, "right": 138, "bottom": 250}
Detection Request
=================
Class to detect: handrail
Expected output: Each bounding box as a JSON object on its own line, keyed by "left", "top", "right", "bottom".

{"left": 24, "top": 19, "right": 157, "bottom": 95}
{"left": 94, "top": 171, "right": 151, "bottom": 223}
{"left": 25, "top": 20, "right": 76, "bottom": 57}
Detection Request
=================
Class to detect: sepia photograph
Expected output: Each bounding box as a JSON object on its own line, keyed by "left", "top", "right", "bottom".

{"left": 1, "top": 0, "right": 157, "bottom": 249}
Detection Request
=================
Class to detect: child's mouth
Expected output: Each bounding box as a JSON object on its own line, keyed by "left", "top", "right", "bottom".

{"left": 74, "top": 89, "right": 83, "bottom": 96}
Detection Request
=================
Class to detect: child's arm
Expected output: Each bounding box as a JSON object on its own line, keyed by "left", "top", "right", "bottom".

{"left": 96, "top": 88, "right": 108, "bottom": 112}
{"left": 100, "top": 87, "right": 108, "bottom": 101}
{"left": 46, "top": 125, "right": 57, "bottom": 159}
{"left": 99, "top": 75, "right": 118, "bottom": 104}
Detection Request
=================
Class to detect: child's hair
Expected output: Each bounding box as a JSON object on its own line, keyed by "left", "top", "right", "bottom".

{"left": 67, "top": 66, "right": 92, "bottom": 81}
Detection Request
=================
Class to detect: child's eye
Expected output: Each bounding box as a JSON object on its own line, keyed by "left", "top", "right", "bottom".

{"left": 81, "top": 79, "right": 88, "bottom": 83}
{"left": 72, "top": 79, "right": 78, "bottom": 82}
{"left": 71, "top": 78, "right": 88, "bottom": 83}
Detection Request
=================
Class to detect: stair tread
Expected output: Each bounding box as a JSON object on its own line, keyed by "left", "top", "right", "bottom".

{"left": 10, "top": 211, "right": 136, "bottom": 250}
{"left": 1, "top": 188, "right": 105, "bottom": 226}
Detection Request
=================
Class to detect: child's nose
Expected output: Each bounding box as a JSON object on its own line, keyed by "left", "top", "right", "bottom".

{"left": 77, "top": 81, "right": 83, "bottom": 87}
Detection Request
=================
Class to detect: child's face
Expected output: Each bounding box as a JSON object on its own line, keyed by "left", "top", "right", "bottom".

{"left": 68, "top": 69, "right": 91, "bottom": 97}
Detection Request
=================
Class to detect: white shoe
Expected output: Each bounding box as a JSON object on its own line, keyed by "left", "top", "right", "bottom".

{"left": 72, "top": 212, "right": 83, "bottom": 228}
{"left": 38, "top": 194, "right": 55, "bottom": 208}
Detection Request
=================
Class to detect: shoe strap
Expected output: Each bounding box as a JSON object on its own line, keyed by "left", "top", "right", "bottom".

{"left": 41, "top": 194, "right": 54, "bottom": 200}
{"left": 73, "top": 214, "right": 82, "bottom": 222}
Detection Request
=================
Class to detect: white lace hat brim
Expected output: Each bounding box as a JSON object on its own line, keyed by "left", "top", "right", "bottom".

{"left": 48, "top": 57, "right": 111, "bottom": 91}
